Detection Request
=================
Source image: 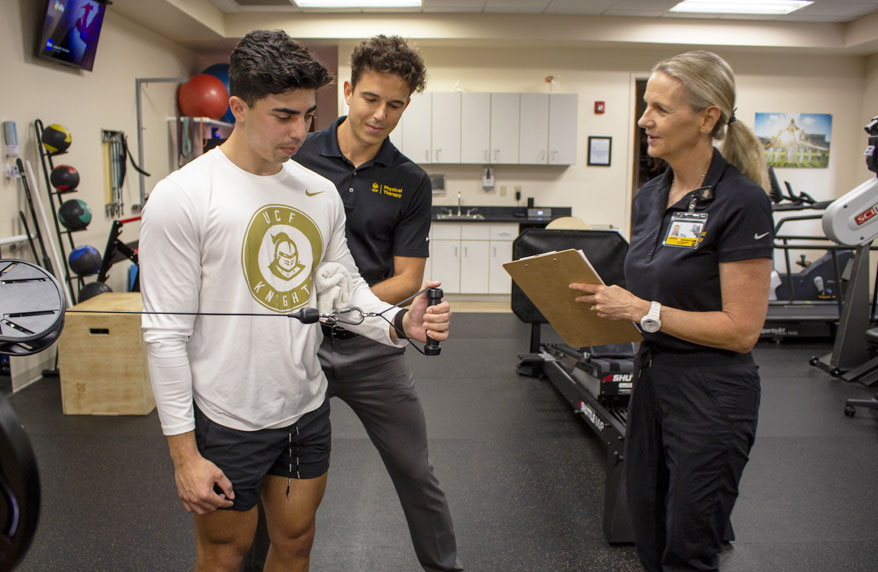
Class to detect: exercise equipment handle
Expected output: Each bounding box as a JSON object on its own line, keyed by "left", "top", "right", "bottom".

{"left": 290, "top": 307, "right": 320, "bottom": 324}
{"left": 424, "top": 287, "right": 443, "bottom": 356}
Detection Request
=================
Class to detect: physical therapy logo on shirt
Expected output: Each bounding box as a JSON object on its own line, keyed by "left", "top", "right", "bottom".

{"left": 370, "top": 181, "right": 403, "bottom": 199}
{"left": 242, "top": 205, "right": 324, "bottom": 312}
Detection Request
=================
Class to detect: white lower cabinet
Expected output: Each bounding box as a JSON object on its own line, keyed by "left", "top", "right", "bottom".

{"left": 488, "top": 224, "right": 516, "bottom": 294}
{"left": 460, "top": 240, "right": 490, "bottom": 293}
{"left": 430, "top": 239, "right": 462, "bottom": 294}
{"left": 430, "top": 222, "right": 518, "bottom": 294}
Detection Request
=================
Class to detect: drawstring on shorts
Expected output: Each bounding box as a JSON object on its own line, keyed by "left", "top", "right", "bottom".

{"left": 286, "top": 425, "right": 301, "bottom": 498}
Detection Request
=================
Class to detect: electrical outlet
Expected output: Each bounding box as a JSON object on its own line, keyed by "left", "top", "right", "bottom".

{"left": 5, "top": 164, "right": 20, "bottom": 178}
{"left": 500, "top": 185, "right": 506, "bottom": 197}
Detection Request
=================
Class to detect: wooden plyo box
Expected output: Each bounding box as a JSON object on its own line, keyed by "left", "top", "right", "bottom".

{"left": 58, "top": 292, "right": 155, "bottom": 415}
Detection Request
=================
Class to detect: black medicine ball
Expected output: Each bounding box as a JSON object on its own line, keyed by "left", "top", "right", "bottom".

{"left": 50, "top": 165, "right": 80, "bottom": 192}
{"left": 58, "top": 199, "right": 92, "bottom": 231}
{"left": 68, "top": 245, "right": 102, "bottom": 276}
{"left": 41, "top": 124, "right": 72, "bottom": 154}
{"left": 78, "top": 281, "right": 112, "bottom": 302}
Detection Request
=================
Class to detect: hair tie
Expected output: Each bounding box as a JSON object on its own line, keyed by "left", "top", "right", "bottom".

{"left": 727, "top": 108, "right": 738, "bottom": 126}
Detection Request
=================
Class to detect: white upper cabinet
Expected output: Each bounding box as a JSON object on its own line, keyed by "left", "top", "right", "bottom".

{"left": 431, "top": 92, "right": 462, "bottom": 164}
{"left": 460, "top": 92, "right": 491, "bottom": 164}
{"left": 401, "top": 92, "right": 432, "bottom": 164}
{"left": 519, "top": 93, "right": 550, "bottom": 164}
{"left": 549, "top": 93, "right": 578, "bottom": 165}
{"left": 391, "top": 91, "right": 577, "bottom": 166}
{"left": 490, "top": 93, "right": 520, "bottom": 164}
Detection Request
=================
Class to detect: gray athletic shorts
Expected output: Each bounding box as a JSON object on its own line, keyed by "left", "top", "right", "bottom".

{"left": 193, "top": 398, "right": 331, "bottom": 511}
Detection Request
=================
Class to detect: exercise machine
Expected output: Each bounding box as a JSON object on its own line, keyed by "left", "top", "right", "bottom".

{"left": 513, "top": 228, "right": 634, "bottom": 543}
{"left": 762, "top": 169, "right": 861, "bottom": 340}
{"left": 96, "top": 216, "right": 140, "bottom": 291}
{"left": 809, "top": 115, "right": 878, "bottom": 415}
{"left": 763, "top": 211, "right": 860, "bottom": 340}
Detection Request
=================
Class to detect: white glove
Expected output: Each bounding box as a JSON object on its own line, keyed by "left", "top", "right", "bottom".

{"left": 314, "top": 262, "right": 353, "bottom": 315}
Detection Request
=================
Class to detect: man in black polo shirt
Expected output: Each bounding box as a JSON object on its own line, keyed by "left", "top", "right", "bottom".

{"left": 242, "top": 35, "right": 463, "bottom": 572}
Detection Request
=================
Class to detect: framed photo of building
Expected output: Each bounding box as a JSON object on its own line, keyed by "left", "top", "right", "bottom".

{"left": 755, "top": 113, "right": 832, "bottom": 168}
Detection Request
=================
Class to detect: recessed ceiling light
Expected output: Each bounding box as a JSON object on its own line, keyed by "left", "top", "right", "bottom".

{"left": 670, "top": 0, "right": 814, "bottom": 15}
{"left": 296, "top": 0, "right": 421, "bottom": 7}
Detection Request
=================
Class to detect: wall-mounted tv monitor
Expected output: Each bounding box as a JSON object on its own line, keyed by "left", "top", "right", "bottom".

{"left": 37, "top": 0, "right": 108, "bottom": 72}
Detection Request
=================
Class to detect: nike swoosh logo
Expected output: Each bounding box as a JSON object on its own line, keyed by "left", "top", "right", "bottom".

{"left": 305, "top": 189, "right": 324, "bottom": 197}
{"left": 754, "top": 232, "right": 769, "bottom": 240}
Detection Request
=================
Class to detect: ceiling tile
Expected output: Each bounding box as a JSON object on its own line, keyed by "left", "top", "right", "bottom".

{"left": 605, "top": 8, "right": 666, "bottom": 17}
{"left": 544, "top": 0, "right": 614, "bottom": 15}
{"left": 483, "top": 0, "right": 552, "bottom": 14}
{"left": 423, "top": 0, "right": 486, "bottom": 11}
{"left": 238, "top": 0, "right": 291, "bottom": 5}
{"left": 615, "top": 0, "right": 680, "bottom": 9}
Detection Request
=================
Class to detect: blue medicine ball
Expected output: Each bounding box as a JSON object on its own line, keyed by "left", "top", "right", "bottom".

{"left": 69, "top": 245, "right": 102, "bottom": 276}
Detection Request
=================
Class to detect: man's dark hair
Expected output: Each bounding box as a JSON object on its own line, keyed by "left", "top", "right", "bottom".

{"left": 350, "top": 35, "right": 427, "bottom": 95}
{"left": 229, "top": 29, "right": 333, "bottom": 105}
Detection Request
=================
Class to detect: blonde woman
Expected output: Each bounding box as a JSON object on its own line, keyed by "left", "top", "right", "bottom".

{"left": 571, "top": 51, "right": 772, "bottom": 571}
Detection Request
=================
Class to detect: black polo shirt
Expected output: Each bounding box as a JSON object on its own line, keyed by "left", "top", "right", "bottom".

{"left": 624, "top": 148, "right": 773, "bottom": 352}
{"left": 293, "top": 116, "right": 432, "bottom": 286}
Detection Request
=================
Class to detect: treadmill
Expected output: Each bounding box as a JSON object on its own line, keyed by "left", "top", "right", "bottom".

{"left": 761, "top": 169, "right": 878, "bottom": 340}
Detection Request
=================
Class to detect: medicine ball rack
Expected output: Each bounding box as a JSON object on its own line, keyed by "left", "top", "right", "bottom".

{"left": 35, "top": 119, "right": 83, "bottom": 305}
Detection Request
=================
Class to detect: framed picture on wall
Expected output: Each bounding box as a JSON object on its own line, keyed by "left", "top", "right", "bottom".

{"left": 588, "top": 136, "right": 612, "bottom": 166}
{"left": 754, "top": 112, "right": 832, "bottom": 168}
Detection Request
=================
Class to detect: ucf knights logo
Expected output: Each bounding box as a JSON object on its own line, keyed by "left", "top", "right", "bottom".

{"left": 242, "top": 205, "right": 323, "bottom": 312}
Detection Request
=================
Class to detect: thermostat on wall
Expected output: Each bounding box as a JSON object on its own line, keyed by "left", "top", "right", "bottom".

{"left": 527, "top": 207, "right": 552, "bottom": 219}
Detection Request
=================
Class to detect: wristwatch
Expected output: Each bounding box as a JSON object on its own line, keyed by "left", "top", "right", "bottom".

{"left": 640, "top": 301, "right": 662, "bottom": 333}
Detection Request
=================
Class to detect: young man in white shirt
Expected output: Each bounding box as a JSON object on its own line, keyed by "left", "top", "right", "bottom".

{"left": 139, "top": 30, "right": 451, "bottom": 572}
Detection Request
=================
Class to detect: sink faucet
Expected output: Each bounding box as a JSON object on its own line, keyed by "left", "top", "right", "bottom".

{"left": 457, "top": 192, "right": 462, "bottom": 216}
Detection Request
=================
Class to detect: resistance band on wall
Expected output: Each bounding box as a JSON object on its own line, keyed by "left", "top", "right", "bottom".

{"left": 177, "top": 117, "right": 194, "bottom": 167}
{"left": 101, "top": 130, "right": 150, "bottom": 218}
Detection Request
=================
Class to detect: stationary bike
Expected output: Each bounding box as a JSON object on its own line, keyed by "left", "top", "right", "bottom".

{"left": 809, "top": 115, "right": 878, "bottom": 416}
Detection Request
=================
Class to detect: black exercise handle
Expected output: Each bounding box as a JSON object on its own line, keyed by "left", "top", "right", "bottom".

{"left": 424, "top": 287, "right": 443, "bottom": 356}
{"left": 289, "top": 307, "right": 320, "bottom": 324}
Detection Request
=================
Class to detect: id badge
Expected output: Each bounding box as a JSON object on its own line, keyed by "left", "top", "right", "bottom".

{"left": 663, "top": 212, "right": 708, "bottom": 249}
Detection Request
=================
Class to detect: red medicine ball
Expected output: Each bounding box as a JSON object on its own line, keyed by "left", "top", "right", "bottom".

{"left": 177, "top": 74, "right": 229, "bottom": 120}
{"left": 50, "top": 165, "right": 80, "bottom": 192}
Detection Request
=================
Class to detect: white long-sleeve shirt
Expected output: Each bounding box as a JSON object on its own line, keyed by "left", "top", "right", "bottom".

{"left": 140, "top": 148, "right": 405, "bottom": 435}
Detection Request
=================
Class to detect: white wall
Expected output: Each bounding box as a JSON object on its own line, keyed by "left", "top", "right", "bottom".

{"left": 865, "top": 54, "right": 878, "bottom": 140}
{"left": 337, "top": 43, "right": 870, "bottom": 237}
{"left": 0, "top": 0, "right": 195, "bottom": 293}
{"left": 1, "top": 0, "right": 194, "bottom": 390}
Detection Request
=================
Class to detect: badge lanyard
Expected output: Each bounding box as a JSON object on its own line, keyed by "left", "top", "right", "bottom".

{"left": 663, "top": 187, "right": 711, "bottom": 249}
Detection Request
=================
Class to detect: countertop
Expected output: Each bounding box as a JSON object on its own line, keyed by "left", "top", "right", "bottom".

{"left": 430, "top": 205, "right": 571, "bottom": 224}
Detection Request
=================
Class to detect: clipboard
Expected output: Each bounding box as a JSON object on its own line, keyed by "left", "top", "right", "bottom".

{"left": 503, "top": 248, "right": 642, "bottom": 347}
